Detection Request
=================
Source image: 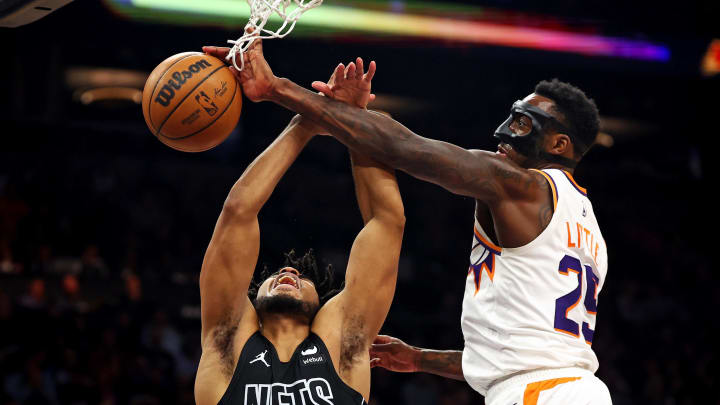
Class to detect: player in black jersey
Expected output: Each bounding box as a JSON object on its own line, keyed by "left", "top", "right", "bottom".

{"left": 194, "top": 57, "right": 404, "bottom": 405}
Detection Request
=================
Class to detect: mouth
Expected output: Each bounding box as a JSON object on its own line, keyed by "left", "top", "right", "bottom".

{"left": 496, "top": 143, "right": 511, "bottom": 156}
{"left": 272, "top": 273, "right": 300, "bottom": 291}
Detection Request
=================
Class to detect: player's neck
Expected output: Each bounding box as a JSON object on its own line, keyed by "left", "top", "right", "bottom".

{"left": 536, "top": 161, "right": 575, "bottom": 174}
{"left": 260, "top": 316, "right": 311, "bottom": 361}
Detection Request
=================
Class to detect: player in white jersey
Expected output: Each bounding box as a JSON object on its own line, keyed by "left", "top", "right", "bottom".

{"left": 458, "top": 167, "right": 610, "bottom": 404}
{"left": 202, "top": 37, "right": 610, "bottom": 403}
{"left": 366, "top": 84, "right": 612, "bottom": 403}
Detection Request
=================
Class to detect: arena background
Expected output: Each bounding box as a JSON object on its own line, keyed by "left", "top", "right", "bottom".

{"left": 1, "top": 0, "right": 719, "bottom": 404}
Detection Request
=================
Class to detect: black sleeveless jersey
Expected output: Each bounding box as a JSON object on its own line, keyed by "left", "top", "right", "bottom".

{"left": 218, "top": 332, "right": 366, "bottom": 405}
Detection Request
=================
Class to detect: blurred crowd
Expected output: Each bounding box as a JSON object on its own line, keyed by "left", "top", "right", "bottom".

{"left": 1, "top": 111, "right": 718, "bottom": 405}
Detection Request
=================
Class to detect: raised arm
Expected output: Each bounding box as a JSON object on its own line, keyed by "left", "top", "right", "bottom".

{"left": 334, "top": 151, "right": 405, "bottom": 337}
{"left": 369, "top": 335, "right": 465, "bottom": 381}
{"left": 295, "top": 56, "right": 405, "bottom": 346}
{"left": 203, "top": 42, "right": 540, "bottom": 205}
{"left": 311, "top": 148, "right": 404, "bottom": 383}
{"left": 198, "top": 115, "right": 318, "bottom": 346}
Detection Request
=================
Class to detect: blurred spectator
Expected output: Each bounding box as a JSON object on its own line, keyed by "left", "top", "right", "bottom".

{"left": 0, "top": 181, "right": 30, "bottom": 245}
{"left": 124, "top": 272, "right": 143, "bottom": 302}
{"left": 80, "top": 245, "right": 109, "bottom": 278}
{"left": 56, "top": 274, "right": 89, "bottom": 314}
{"left": 141, "top": 309, "right": 182, "bottom": 364}
{"left": 0, "top": 240, "right": 20, "bottom": 274}
{"left": 18, "top": 279, "right": 46, "bottom": 311}
{"left": 4, "top": 351, "right": 58, "bottom": 405}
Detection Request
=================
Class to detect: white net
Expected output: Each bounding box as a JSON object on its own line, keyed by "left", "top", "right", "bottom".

{"left": 226, "top": 0, "right": 323, "bottom": 71}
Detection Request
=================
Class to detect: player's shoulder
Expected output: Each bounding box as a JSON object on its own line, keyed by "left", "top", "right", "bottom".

{"left": 465, "top": 149, "right": 549, "bottom": 200}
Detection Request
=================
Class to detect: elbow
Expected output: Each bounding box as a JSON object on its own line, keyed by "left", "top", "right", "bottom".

{"left": 376, "top": 209, "right": 406, "bottom": 231}
{"left": 385, "top": 198, "right": 406, "bottom": 229}
{"left": 221, "top": 196, "right": 258, "bottom": 222}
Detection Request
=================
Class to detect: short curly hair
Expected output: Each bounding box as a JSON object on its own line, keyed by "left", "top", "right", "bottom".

{"left": 534, "top": 79, "right": 600, "bottom": 157}
{"left": 248, "top": 249, "right": 341, "bottom": 306}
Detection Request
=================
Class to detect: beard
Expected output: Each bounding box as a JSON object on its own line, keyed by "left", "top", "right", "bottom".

{"left": 254, "top": 295, "right": 319, "bottom": 325}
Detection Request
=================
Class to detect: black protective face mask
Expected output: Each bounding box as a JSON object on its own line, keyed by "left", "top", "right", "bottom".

{"left": 493, "top": 100, "right": 579, "bottom": 169}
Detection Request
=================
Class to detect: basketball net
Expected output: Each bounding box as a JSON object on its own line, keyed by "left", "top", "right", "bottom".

{"left": 226, "top": 0, "right": 322, "bottom": 71}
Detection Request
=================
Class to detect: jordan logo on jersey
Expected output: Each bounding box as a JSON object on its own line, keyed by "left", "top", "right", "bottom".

{"left": 244, "top": 378, "right": 334, "bottom": 405}
{"left": 249, "top": 350, "right": 270, "bottom": 368}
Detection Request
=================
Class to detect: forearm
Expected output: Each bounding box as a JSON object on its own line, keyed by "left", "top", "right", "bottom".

{"left": 350, "top": 152, "right": 403, "bottom": 225}
{"left": 269, "top": 79, "right": 496, "bottom": 198}
{"left": 271, "top": 79, "right": 407, "bottom": 162}
{"left": 416, "top": 349, "right": 465, "bottom": 381}
{"left": 225, "top": 115, "right": 314, "bottom": 215}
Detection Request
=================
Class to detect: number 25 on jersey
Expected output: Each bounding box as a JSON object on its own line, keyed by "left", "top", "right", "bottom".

{"left": 554, "top": 254, "right": 599, "bottom": 345}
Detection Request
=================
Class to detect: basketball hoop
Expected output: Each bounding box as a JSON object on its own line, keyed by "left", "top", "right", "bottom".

{"left": 226, "top": 0, "right": 322, "bottom": 71}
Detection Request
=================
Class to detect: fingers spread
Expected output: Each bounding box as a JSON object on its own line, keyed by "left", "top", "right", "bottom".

{"left": 364, "top": 61, "right": 377, "bottom": 82}
{"left": 355, "top": 57, "right": 365, "bottom": 79}
{"left": 345, "top": 62, "right": 356, "bottom": 81}
{"left": 311, "top": 81, "right": 333, "bottom": 97}
{"left": 333, "top": 63, "right": 346, "bottom": 86}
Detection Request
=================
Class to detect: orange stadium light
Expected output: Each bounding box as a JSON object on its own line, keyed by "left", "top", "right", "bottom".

{"left": 700, "top": 39, "right": 720, "bottom": 76}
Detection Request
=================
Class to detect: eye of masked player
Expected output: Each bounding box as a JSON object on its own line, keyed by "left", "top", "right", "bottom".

{"left": 493, "top": 99, "right": 580, "bottom": 166}
{"left": 509, "top": 112, "right": 533, "bottom": 137}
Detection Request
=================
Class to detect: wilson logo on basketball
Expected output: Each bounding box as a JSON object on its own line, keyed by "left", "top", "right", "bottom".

{"left": 154, "top": 59, "right": 213, "bottom": 107}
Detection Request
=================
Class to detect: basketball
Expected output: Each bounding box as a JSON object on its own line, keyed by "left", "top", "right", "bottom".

{"left": 142, "top": 52, "right": 242, "bottom": 152}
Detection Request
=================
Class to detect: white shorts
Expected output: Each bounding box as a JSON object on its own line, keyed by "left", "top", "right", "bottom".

{"left": 485, "top": 367, "right": 612, "bottom": 405}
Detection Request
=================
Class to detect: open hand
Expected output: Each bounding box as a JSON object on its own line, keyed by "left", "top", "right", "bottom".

{"left": 369, "top": 335, "right": 419, "bottom": 373}
{"left": 312, "top": 57, "right": 376, "bottom": 109}
{"left": 202, "top": 33, "right": 277, "bottom": 103}
{"left": 300, "top": 57, "right": 377, "bottom": 135}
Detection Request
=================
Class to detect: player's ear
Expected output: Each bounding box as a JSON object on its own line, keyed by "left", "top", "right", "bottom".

{"left": 549, "top": 133, "right": 572, "bottom": 156}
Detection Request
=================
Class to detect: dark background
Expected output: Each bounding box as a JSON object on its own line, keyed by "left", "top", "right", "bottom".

{"left": 1, "top": 0, "right": 718, "bottom": 404}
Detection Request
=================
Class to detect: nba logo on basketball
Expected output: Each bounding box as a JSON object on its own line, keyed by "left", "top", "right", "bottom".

{"left": 195, "top": 91, "right": 219, "bottom": 116}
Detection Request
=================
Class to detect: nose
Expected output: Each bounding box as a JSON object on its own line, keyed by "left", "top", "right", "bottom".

{"left": 279, "top": 267, "right": 300, "bottom": 277}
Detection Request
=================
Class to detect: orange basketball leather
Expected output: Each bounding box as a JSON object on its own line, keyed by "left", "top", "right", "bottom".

{"left": 142, "top": 52, "right": 242, "bottom": 152}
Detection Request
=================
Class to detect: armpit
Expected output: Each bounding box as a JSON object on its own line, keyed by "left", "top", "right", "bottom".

{"left": 340, "top": 315, "right": 367, "bottom": 373}
{"left": 211, "top": 316, "right": 239, "bottom": 377}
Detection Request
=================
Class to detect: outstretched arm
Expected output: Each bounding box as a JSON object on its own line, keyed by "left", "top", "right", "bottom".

{"left": 369, "top": 335, "right": 465, "bottom": 381}
{"left": 203, "top": 42, "right": 538, "bottom": 204}
{"left": 333, "top": 150, "right": 405, "bottom": 338}
{"left": 199, "top": 115, "right": 318, "bottom": 346}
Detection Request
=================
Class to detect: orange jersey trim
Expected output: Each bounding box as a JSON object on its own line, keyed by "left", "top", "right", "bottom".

{"left": 523, "top": 377, "right": 582, "bottom": 405}
{"left": 561, "top": 170, "right": 588, "bottom": 196}
{"left": 473, "top": 226, "right": 502, "bottom": 254}
{"left": 554, "top": 327, "right": 580, "bottom": 338}
{"left": 530, "top": 169, "right": 558, "bottom": 211}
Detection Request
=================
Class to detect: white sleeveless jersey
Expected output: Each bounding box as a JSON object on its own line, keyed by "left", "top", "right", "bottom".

{"left": 461, "top": 169, "right": 608, "bottom": 396}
